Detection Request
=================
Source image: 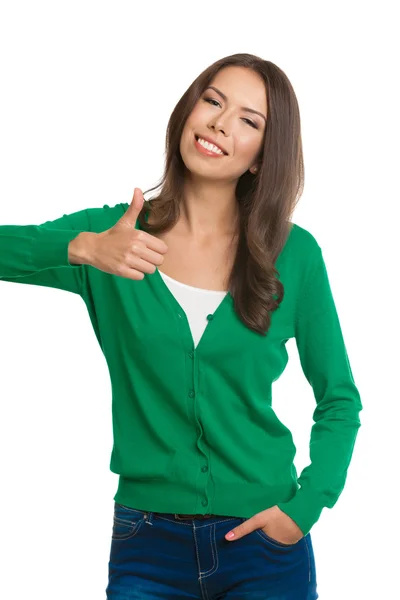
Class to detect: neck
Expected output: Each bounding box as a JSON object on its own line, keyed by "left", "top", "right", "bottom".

{"left": 178, "top": 174, "right": 239, "bottom": 242}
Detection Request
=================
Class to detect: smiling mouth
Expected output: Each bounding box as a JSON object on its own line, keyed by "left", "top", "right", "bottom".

{"left": 194, "top": 135, "right": 228, "bottom": 155}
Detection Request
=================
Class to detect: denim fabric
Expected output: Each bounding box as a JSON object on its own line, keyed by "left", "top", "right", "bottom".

{"left": 106, "top": 503, "right": 318, "bottom": 599}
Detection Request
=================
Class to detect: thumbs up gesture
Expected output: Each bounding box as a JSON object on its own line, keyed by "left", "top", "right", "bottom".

{"left": 88, "top": 188, "right": 168, "bottom": 280}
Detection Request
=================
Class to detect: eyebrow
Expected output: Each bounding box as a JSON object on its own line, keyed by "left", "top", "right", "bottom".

{"left": 205, "top": 86, "right": 267, "bottom": 122}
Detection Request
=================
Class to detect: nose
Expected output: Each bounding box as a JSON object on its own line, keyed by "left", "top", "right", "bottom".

{"left": 208, "top": 113, "right": 231, "bottom": 137}
{"left": 210, "top": 122, "right": 225, "bottom": 135}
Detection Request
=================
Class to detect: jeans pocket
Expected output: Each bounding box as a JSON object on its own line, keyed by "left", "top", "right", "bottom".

{"left": 112, "top": 503, "right": 146, "bottom": 541}
{"left": 255, "top": 528, "right": 301, "bottom": 549}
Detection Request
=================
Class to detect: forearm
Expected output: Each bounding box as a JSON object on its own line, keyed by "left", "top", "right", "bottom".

{"left": 278, "top": 244, "right": 363, "bottom": 536}
{"left": 0, "top": 224, "right": 85, "bottom": 278}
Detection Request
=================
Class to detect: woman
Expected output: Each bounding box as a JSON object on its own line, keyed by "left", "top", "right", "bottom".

{"left": 0, "top": 53, "right": 362, "bottom": 598}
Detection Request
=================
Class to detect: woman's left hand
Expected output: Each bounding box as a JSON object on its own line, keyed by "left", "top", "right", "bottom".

{"left": 225, "top": 505, "right": 304, "bottom": 545}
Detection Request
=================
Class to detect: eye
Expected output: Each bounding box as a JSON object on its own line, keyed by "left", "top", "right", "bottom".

{"left": 242, "top": 118, "right": 258, "bottom": 129}
{"left": 203, "top": 96, "right": 259, "bottom": 129}
{"left": 203, "top": 97, "right": 221, "bottom": 107}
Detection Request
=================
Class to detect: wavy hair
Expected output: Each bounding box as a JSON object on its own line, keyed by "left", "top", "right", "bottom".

{"left": 138, "top": 53, "right": 304, "bottom": 336}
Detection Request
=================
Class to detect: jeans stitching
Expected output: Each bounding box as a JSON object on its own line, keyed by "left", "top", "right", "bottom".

{"left": 193, "top": 523, "right": 209, "bottom": 600}
{"left": 305, "top": 535, "right": 311, "bottom": 583}
{"left": 200, "top": 524, "right": 219, "bottom": 578}
{"left": 111, "top": 515, "right": 144, "bottom": 541}
{"left": 255, "top": 528, "right": 300, "bottom": 549}
{"left": 115, "top": 503, "right": 147, "bottom": 516}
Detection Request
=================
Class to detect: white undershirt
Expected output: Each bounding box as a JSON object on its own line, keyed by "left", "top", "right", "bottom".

{"left": 158, "top": 271, "right": 228, "bottom": 348}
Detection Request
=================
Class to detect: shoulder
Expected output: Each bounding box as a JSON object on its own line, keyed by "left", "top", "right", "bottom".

{"left": 289, "top": 222, "right": 321, "bottom": 256}
{"left": 278, "top": 222, "right": 323, "bottom": 276}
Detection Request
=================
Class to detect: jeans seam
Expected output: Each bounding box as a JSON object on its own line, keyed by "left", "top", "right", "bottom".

{"left": 200, "top": 524, "right": 218, "bottom": 578}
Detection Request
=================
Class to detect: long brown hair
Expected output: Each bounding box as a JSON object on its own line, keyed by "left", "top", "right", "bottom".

{"left": 138, "top": 53, "right": 304, "bottom": 336}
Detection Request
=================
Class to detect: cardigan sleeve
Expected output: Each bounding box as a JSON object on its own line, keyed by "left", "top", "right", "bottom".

{"left": 276, "top": 245, "right": 363, "bottom": 536}
{"left": 0, "top": 204, "right": 126, "bottom": 295}
{"left": 0, "top": 211, "right": 92, "bottom": 295}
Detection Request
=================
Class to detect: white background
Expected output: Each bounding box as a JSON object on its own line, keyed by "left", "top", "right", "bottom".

{"left": 0, "top": 1, "right": 398, "bottom": 598}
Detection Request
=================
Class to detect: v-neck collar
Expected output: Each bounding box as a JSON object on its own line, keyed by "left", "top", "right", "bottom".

{"left": 139, "top": 206, "right": 232, "bottom": 351}
{"left": 154, "top": 266, "right": 231, "bottom": 350}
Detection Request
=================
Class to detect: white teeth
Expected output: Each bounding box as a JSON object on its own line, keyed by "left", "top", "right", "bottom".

{"left": 197, "top": 137, "right": 224, "bottom": 155}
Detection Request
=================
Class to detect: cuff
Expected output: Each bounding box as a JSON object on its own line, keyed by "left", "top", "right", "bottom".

{"left": 33, "top": 228, "right": 85, "bottom": 270}
{"left": 276, "top": 489, "right": 324, "bottom": 537}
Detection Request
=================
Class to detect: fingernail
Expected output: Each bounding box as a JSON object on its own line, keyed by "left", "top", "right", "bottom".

{"left": 226, "top": 531, "right": 235, "bottom": 540}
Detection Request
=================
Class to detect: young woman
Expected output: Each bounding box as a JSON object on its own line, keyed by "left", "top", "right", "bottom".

{"left": 0, "top": 53, "right": 362, "bottom": 599}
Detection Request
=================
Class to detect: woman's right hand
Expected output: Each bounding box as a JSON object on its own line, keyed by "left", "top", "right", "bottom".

{"left": 88, "top": 188, "right": 168, "bottom": 280}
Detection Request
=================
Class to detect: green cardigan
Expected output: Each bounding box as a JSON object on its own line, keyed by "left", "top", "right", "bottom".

{"left": 0, "top": 203, "right": 362, "bottom": 536}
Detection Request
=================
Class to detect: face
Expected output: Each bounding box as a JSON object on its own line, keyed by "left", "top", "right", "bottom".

{"left": 179, "top": 66, "right": 267, "bottom": 182}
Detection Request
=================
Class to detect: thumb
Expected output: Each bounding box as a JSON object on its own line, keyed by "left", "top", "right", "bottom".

{"left": 120, "top": 187, "right": 145, "bottom": 226}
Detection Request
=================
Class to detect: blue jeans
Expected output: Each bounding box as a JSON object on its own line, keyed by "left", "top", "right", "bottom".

{"left": 106, "top": 503, "right": 318, "bottom": 599}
